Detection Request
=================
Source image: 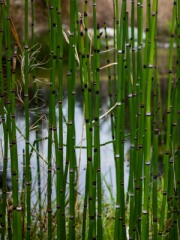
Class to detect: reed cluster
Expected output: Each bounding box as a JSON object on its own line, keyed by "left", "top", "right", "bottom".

{"left": 0, "top": 0, "right": 180, "bottom": 239}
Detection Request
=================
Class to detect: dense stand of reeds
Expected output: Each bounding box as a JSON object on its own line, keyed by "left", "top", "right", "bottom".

{"left": 1, "top": 0, "right": 180, "bottom": 239}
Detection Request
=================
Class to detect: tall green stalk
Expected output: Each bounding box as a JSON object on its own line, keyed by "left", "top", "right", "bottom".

{"left": 57, "top": 0, "right": 65, "bottom": 238}
{"left": 142, "top": 0, "right": 157, "bottom": 239}
{"left": 67, "top": 0, "right": 75, "bottom": 238}
{"left": 177, "top": 0, "right": 180, "bottom": 234}
{"left": 104, "top": 23, "right": 115, "bottom": 159}
{"left": 47, "top": 1, "right": 53, "bottom": 238}
{"left": 158, "top": 1, "right": 176, "bottom": 238}
{"left": 0, "top": 9, "right": 8, "bottom": 239}
{"left": 31, "top": 0, "right": 41, "bottom": 226}
{"left": 25, "top": 0, "right": 31, "bottom": 237}
{"left": 153, "top": 129, "right": 159, "bottom": 240}
{"left": 96, "top": 25, "right": 102, "bottom": 240}
{"left": 49, "top": 0, "right": 59, "bottom": 239}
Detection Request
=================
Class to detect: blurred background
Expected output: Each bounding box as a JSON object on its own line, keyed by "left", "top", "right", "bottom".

{"left": 10, "top": 0, "right": 174, "bottom": 40}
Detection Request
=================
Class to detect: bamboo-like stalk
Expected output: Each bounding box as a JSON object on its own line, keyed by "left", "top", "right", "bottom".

{"left": 119, "top": 9, "right": 126, "bottom": 240}
{"left": 134, "top": 0, "right": 143, "bottom": 231}
{"left": 83, "top": 6, "right": 94, "bottom": 239}
{"left": 0, "top": 10, "right": 8, "bottom": 239}
{"left": 153, "top": 129, "right": 159, "bottom": 240}
{"left": 67, "top": 0, "right": 75, "bottom": 238}
{"left": 125, "top": 11, "right": 136, "bottom": 240}
{"left": 158, "top": 1, "right": 176, "bottom": 238}
{"left": 167, "top": 82, "right": 177, "bottom": 237}
{"left": 80, "top": 14, "right": 93, "bottom": 240}
{"left": 78, "top": 15, "right": 88, "bottom": 239}
{"left": 113, "top": 0, "right": 117, "bottom": 135}
{"left": 31, "top": 0, "right": 41, "bottom": 227}
{"left": 49, "top": 0, "right": 59, "bottom": 238}
{"left": 141, "top": 0, "right": 157, "bottom": 239}
{"left": 177, "top": 0, "right": 180, "bottom": 234}
{"left": 96, "top": 25, "right": 102, "bottom": 240}
{"left": 47, "top": 1, "right": 53, "bottom": 238}
{"left": 16, "top": 206, "right": 22, "bottom": 240}
{"left": 56, "top": 0, "right": 65, "bottom": 238}
{"left": 24, "top": 0, "right": 31, "bottom": 237}
{"left": 1, "top": 0, "right": 18, "bottom": 236}
{"left": 91, "top": 1, "right": 97, "bottom": 237}
{"left": 104, "top": 23, "right": 115, "bottom": 161}
{"left": 46, "top": 0, "right": 51, "bottom": 53}
{"left": 152, "top": 6, "right": 158, "bottom": 240}
{"left": 114, "top": 2, "right": 125, "bottom": 238}
{"left": 22, "top": 149, "right": 26, "bottom": 239}
{"left": 11, "top": 42, "right": 19, "bottom": 239}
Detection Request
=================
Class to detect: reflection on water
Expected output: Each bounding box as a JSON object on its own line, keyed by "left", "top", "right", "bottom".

{"left": 0, "top": 46, "right": 171, "bottom": 202}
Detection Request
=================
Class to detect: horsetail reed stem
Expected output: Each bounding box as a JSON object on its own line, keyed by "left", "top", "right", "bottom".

{"left": 25, "top": 0, "right": 31, "bottom": 237}
{"left": 11, "top": 43, "right": 19, "bottom": 239}
{"left": 67, "top": 0, "right": 75, "bottom": 238}
{"left": 158, "top": 2, "right": 176, "bottom": 238}
{"left": 104, "top": 23, "right": 115, "bottom": 157}
{"left": 142, "top": 0, "right": 157, "bottom": 239}
{"left": 0, "top": 10, "right": 8, "bottom": 239}
{"left": 47, "top": 1, "right": 53, "bottom": 238}
{"left": 56, "top": 0, "right": 65, "bottom": 238}
{"left": 153, "top": 129, "right": 159, "bottom": 240}
{"left": 50, "top": 0, "right": 59, "bottom": 238}
{"left": 114, "top": 2, "right": 125, "bottom": 238}
{"left": 119, "top": 9, "right": 126, "bottom": 240}
{"left": 177, "top": 0, "right": 180, "bottom": 234}
{"left": 2, "top": 0, "right": 18, "bottom": 236}
{"left": 16, "top": 206, "right": 22, "bottom": 240}
{"left": 46, "top": 0, "right": 51, "bottom": 53}
{"left": 125, "top": 11, "right": 136, "bottom": 240}
{"left": 134, "top": 0, "right": 144, "bottom": 230}
{"left": 80, "top": 14, "right": 93, "bottom": 240}
{"left": 96, "top": 25, "right": 102, "bottom": 240}
{"left": 78, "top": 15, "right": 88, "bottom": 240}
{"left": 152, "top": 7, "right": 158, "bottom": 239}
{"left": 83, "top": 8, "right": 95, "bottom": 239}
{"left": 113, "top": 0, "right": 117, "bottom": 109}
{"left": 22, "top": 149, "right": 25, "bottom": 239}
{"left": 91, "top": 3, "right": 97, "bottom": 235}
{"left": 75, "top": 0, "right": 84, "bottom": 96}
{"left": 31, "top": 0, "right": 41, "bottom": 225}
{"left": 131, "top": 0, "right": 136, "bottom": 102}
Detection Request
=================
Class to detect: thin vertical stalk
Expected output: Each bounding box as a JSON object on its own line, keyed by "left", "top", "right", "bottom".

{"left": 57, "top": 0, "right": 64, "bottom": 238}
{"left": 83, "top": 7, "right": 94, "bottom": 239}
{"left": 142, "top": 0, "right": 157, "bottom": 239}
{"left": 50, "top": 0, "right": 59, "bottom": 239}
{"left": 152, "top": 6, "right": 158, "bottom": 239}
{"left": 11, "top": 42, "right": 19, "bottom": 239}
{"left": 47, "top": 0, "right": 53, "bottom": 238}
{"left": 158, "top": 1, "right": 176, "bottom": 237}
{"left": 113, "top": 0, "right": 116, "bottom": 97}
{"left": 153, "top": 129, "right": 159, "bottom": 240}
{"left": 67, "top": 0, "right": 75, "bottom": 238}
{"left": 96, "top": 25, "right": 102, "bottom": 240}
{"left": 24, "top": 0, "right": 31, "bottom": 237}
{"left": 31, "top": 0, "right": 41, "bottom": 226}
{"left": 104, "top": 23, "right": 115, "bottom": 155}
{"left": 0, "top": 10, "right": 8, "bottom": 239}
{"left": 125, "top": 12, "right": 135, "bottom": 240}
{"left": 16, "top": 207, "right": 22, "bottom": 240}
{"left": 177, "top": 0, "right": 180, "bottom": 234}
{"left": 46, "top": 0, "right": 51, "bottom": 53}
{"left": 80, "top": 14, "right": 93, "bottom": 240}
